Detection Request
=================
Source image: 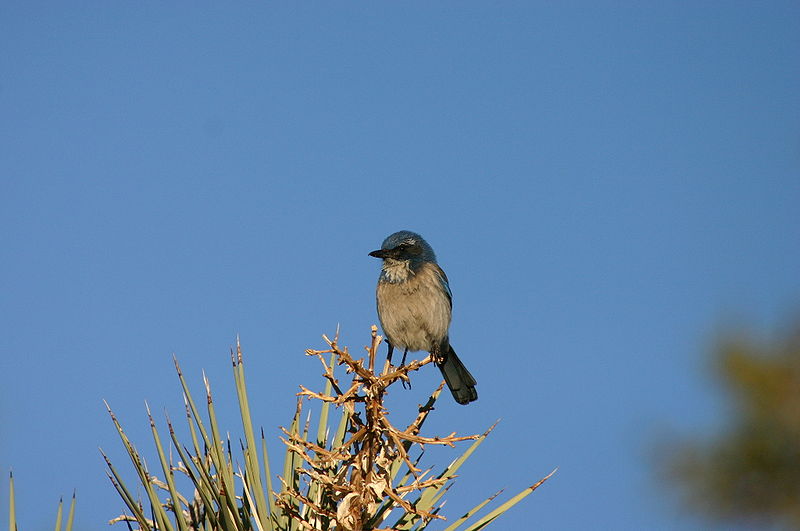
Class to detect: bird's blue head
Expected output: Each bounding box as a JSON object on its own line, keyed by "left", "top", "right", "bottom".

{"left": 369, "top": 230, "right": 437, "bottom": 265}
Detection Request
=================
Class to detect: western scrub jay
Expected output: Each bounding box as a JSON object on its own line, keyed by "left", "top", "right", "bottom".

{"left": 369, "top": 230, "right": 478, "bottom": 405}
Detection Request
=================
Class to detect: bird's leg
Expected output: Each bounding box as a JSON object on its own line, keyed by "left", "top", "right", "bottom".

{"left": 400, "top": 348, "right": 411, "bottom": 389}
{"left": 386, "top": 341, "right": 395, "bottom": 365}
{"left": 432, "top": 344, "right": 446, "bottom": 365}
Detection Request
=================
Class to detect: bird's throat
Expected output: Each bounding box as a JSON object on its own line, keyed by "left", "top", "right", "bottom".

{"left": 381, "top": 259, "right": 414, "bottom": 283}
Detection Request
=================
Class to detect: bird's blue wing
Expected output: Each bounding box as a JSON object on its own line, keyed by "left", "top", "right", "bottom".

{"left": 432, "top": 263, "right": 452, "bottom": 309}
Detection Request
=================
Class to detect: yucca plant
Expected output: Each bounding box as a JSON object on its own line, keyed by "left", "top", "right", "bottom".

{"left": 104, "top": 326, "right": 554, "bottom": 530}
{"left": 7, "top": 471, "right": 76, "bottom": 531}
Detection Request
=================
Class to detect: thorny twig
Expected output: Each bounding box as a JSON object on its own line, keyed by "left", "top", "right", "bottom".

{"left": 283, "top": 326, "right": 480, "bottom": 528}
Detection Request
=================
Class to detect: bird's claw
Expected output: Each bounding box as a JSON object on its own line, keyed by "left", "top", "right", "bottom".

{"left": 399, "top": 372, "right": 412, "bottom": 390}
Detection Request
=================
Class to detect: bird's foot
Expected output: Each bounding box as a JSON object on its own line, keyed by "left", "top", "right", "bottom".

{"left": 400, "top": 348, "right": 411, "bottom": 389}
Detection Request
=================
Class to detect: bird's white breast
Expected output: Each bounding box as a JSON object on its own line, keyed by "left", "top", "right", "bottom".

{"left": 376, "top": 262, "right": 451, "bottom": 352}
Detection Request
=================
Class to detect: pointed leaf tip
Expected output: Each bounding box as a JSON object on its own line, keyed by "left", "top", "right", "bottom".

{"left": 483, "top": 418, "right": 501, "bottom": 436}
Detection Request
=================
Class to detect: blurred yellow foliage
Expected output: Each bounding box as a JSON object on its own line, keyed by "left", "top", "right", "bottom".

{"left": 663, "top": 321, "right": 800, "bottom": 527}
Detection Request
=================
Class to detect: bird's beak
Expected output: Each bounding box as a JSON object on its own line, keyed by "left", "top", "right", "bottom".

{"left": 369, "top": 249, "right": 390, "bottom": 259}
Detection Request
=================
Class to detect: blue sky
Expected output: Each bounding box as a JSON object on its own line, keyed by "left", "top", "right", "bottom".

{"left": 1, "top": 3, "right": 798, "bottom": 529}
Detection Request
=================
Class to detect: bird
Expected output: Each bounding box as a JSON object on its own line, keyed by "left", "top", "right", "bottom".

{"left": 369, "top": 230, "right": 478, "bottom": 405}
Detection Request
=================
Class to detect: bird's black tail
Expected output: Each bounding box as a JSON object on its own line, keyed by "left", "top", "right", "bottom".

{"left": 438, "top": 345, "right": 478, "bottom": 405}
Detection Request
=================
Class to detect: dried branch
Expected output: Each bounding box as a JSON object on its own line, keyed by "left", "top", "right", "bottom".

{"left": 282, "top": 325, "right": 481, "bottom": 529}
